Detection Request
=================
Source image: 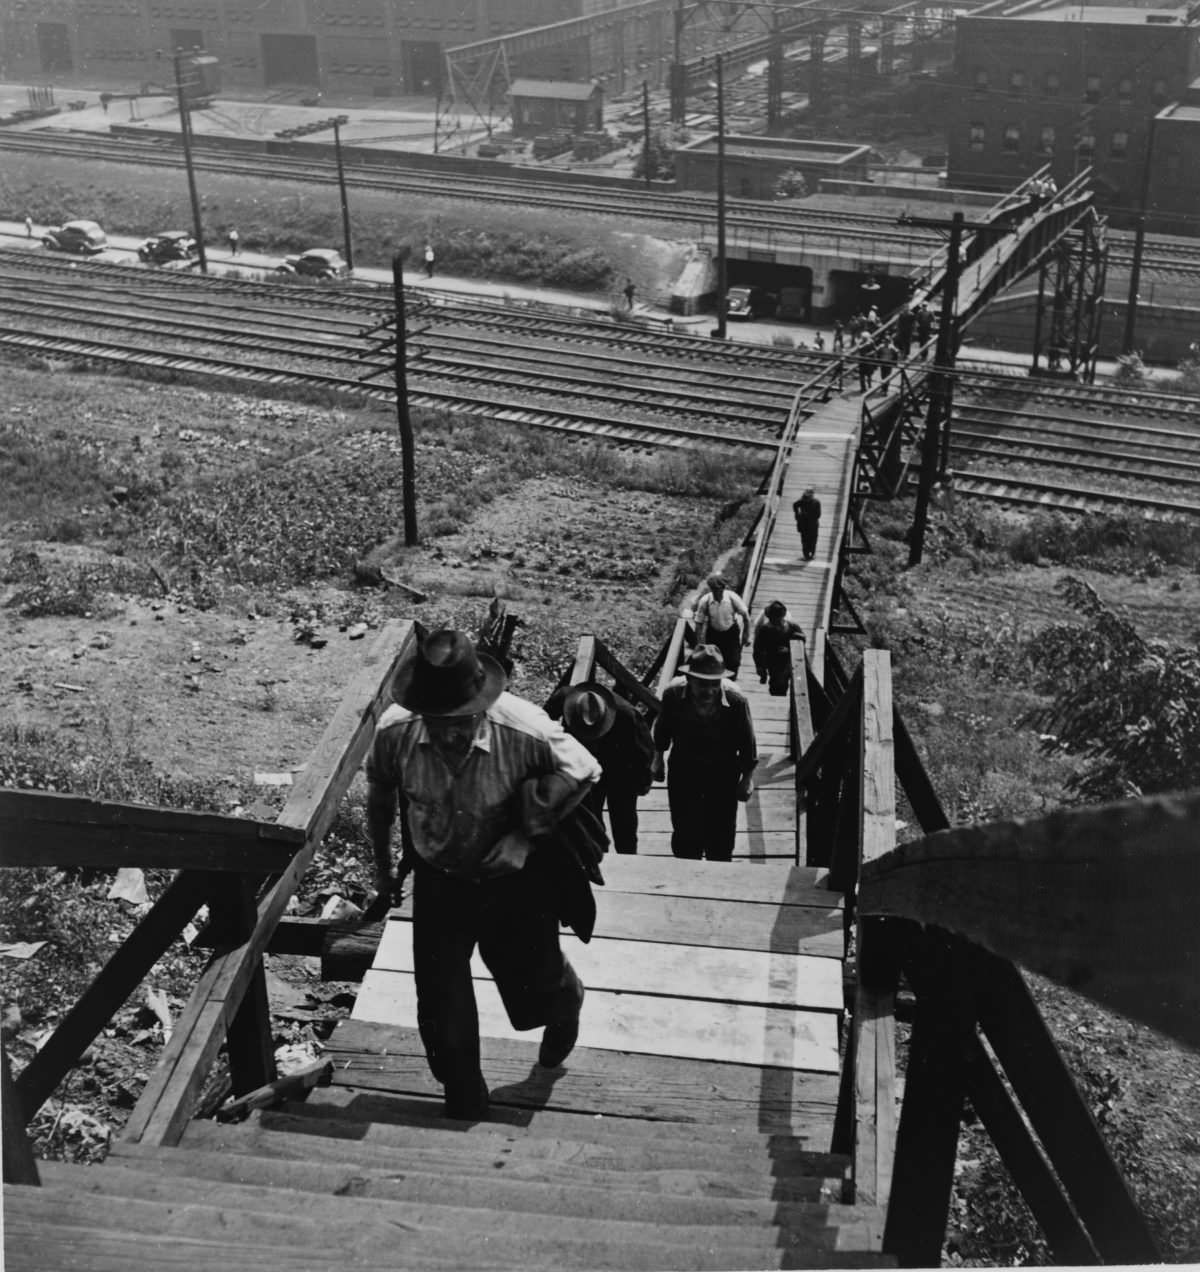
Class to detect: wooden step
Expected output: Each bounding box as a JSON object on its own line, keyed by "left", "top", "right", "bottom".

{"left": 294, "top": 1085, "right": 840, "bottom": 1154}
{"left": 20, "top": 1167, "right": 889, "bottom": 1269}
{"left": 111, "top": 1139, "right": 848, "bottom": 1223}
{"left": 597, "top": 855, "right": 837, "bottom": 907}
{"left": 324, "top": 1020, "right": 841, "bottom": 1136}
{"left": 179, "top": 1112, "right": 836, "bottom": 1201}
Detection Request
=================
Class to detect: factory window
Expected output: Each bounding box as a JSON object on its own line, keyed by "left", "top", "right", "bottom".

{"left": 974, "top": 67, "right": 989, "bottom": 92}
{"left": 1039, "top": 124, "right": 1056, "bottom": 155}
{"left": 1002, "top": 124, "right": 1021, "bottom": 153}
{"left": 1009, "top": 69, "right": 1026, "bottom": 91}
{"left": 1117, "top": 77, "right": 1133, "bottom": 103}
{"left": 968, "top": 121, "right": 986, "bottom": 151}
{"left": 1110, "top": 129, "right": 1129, "bottom": 158}
{"left": 1152, "top": 78, "right": 1169, "bottom": 104}
{"left": 1077, "top": 131, "right": 1095, "bottom": 157}
{"left": 1044, "top": 69, "right": 1061, "bottom": 97}
{"left": 1084, "top": 73, "right": 1101, "bottom": 104}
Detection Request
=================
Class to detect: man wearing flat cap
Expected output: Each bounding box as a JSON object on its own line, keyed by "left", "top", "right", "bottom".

{"left": 651, "top": 644, "right": 757, "bottom": 861}
{"left": 550, "top": 683, "right": 655, "bottom": 855}
{"left": 366, "top": 629, "right": 600, "bottom": 1119}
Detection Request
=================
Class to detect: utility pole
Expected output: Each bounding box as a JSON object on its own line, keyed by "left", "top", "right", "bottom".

{"left": 714, "top": 53, "right": 727, "bottom": 340}
{"left": 172, "top": 49, "right": 208, "bottom": 275}
{"left": 392, "top": 250, "right": 418, "bottom": 547}
{"left": 1123, "top": 111, "right": 1158, "bottom": 354}
{"left": 642, "top": 80, "right": 652, "bottom": 189}
{"left": 330, "top": 115, "right": 354, "bottom": 272}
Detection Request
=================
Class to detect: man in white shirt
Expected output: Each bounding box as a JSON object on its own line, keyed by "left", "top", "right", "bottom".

{"left": 693, "top": 574, "right": 751, "bottom": 677}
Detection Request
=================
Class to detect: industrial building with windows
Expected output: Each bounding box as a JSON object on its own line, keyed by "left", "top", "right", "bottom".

{"left": 946, "top": 0, "right": 1200, "bottom": 215}
{"left": 0, "top": 0, "right": 617, "bottom": 97}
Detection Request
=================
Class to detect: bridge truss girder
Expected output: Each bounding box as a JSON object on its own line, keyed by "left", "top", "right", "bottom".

{"left": 1030, "top": 215, "right": 1108, "bottom": 383}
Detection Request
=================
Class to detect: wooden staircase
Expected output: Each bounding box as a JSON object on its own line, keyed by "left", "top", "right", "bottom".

{"left": 6, "top": 1027, "right": 890, "bottom": 1270}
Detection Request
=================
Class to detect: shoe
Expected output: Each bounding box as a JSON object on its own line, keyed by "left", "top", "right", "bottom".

{"left": 539, "top": 980, "right": 585, "bottom": 1069}
{"left": 758, "top": 674, "right": 767, "bottom": 684}
{"left": 443, "top": 1075, "right": 489, "bottom": 1121}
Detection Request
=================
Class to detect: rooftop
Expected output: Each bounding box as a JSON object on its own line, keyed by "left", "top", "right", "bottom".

{"left": 508, "top": 79, "right": 600, "bottom": 100}
{"left": 679, "top": 134, "right": 871, "bottom": 164}
{"left": 973, "top": 0, "right": 1190, "bottom": 21}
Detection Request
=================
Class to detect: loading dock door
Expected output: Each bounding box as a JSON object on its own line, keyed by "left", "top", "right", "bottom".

{"left": 37, "top": 22, "right": 73, "bottom": 72}
{"left": 261, "top": 34, "right": 319, "bottom": 87}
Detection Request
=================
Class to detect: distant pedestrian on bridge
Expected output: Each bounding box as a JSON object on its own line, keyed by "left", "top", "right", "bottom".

{"left": 753, "top": 601, "right": 806, "bottom": 696}
{"left": 895, "top": 304, "right": 915, "bottom": 358}
{"left": 651, "top": 645, "right": 757, "bottom": 861}
{"left": 915, "top": 302, "right": 933, "bottom": 355}
{"left": 424, "top": 242, "right": 436, "bottom": 277}
{"left": 694, "top": 574, "right": 751, "bottom": 678}
{"left": 857, "top": 338, "right": 876, "bottom": 393}
{"left": 226, "top": 227, "right": 239, "bottom": 256}
{"left": 366, "top": 628, "right": 599, "bottom": 1119}
{"left": 793, "top": 487, "right": 821, "bottom": 560}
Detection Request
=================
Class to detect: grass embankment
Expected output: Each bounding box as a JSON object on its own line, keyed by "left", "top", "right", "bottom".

{"left": 0, "top": 152, "right": 692, "bottom": 296}
{"left": 0, "top": 359, "right": 765, "bottom": 1161}
{"left": 839, "top": 497, "right": 1200, "bottom": 1263}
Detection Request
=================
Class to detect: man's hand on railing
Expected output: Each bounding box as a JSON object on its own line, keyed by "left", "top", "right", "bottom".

{"left": 650, "top": 754, "right": 666, "bottom": 783}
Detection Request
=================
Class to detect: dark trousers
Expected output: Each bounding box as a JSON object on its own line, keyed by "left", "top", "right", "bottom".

{"left": 667, "top": 761, "right": 738, "bottom": 861}
{"left": 411, "top": 861, "right": 580, "bottom": 1111}
{"left": 586, "top": 781, "right": 639, "bottom": 854}
{"left": 707, "top": 624, "right": 743, "bottom": 676}
{"left": 800, "top": 524, "right": 819, "bottom": 559}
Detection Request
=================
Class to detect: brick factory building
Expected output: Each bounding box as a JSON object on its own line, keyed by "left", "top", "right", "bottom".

{"left": 1147, "top": 78, "right": 1200, "bottom": 235}
{"left": 946, "top": 0, "right": 1200, "bottom": 217}
{"left": 674, "top": 134, "right": 873, "bottom": 200}
{"left": 0, "top": 0, "right": 621, "bottom": 98}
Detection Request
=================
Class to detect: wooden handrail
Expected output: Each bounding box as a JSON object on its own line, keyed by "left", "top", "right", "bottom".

{"left": 122, "top": 619, "right": 418, "bottom": 1147}
{"left": 859, "top": 789, "right": 1200, "bottom": 1049}
{"left": 654, "top": 615, "right": 690, "bottom": 700}
{"left": 0, "top": 790, "right": 304, "bottom": 871}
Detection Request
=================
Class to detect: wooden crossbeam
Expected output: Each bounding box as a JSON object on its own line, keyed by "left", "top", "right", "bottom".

{"left": 122, "top": 620, "right": 418, "bottom": 1148}
{"left": 0, "top": 790, "right": 304, "bottom": 871}
{"left": 14, "top": 870, "right": 217, "bottom": 1117}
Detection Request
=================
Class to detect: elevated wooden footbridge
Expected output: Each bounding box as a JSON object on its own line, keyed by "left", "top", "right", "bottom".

{"left": 3, "top": 172, "right": 1196, "bottom": 1269}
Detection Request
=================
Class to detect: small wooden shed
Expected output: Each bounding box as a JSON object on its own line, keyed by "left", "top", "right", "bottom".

{"left": 509, "top": 78, "right": 603, "bottom": 137}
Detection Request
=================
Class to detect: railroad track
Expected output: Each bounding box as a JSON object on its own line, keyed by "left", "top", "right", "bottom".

{"left": 0, "top": 251, "right": 815, "bottom": 452}
{"left": 4, "top": 129, "right": 1197, "bottom": 275}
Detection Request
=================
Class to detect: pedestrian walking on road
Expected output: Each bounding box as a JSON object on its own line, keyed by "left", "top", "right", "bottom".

{"left": 793, "top": 487, "right": 822, "bottom": 561}
{"left": 693, "top": 574, "right": 752, "bottom": 678}
{"left": 550, "top": 683, "right": 655, "bottom": 855}
{"left": 24, "top": 214, "right": 33, "bottom": 238}
{"left": 651, "top": 645, "right": 758, "bottom": 861}
{"left": 424, "top": 242, "right": 436, "bottom": 277}
{"left": 366, "top": 628, "right": 600, "bottom": 1119}
{"left": 227, "top": 227, "right": 240, "bottom": 256}
{"left": 752, "top": 601, "right": 807, "bottom": 696}
{"left": 832, "top": 320, "right": 845, "bottom": 352}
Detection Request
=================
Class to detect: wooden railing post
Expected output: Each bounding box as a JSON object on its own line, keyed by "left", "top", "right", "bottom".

{"left": 2, "top": 1039, "right": 39, "bottom": 1185}
{"left": 221, "top": 876, "right": 277, "bottom": 1098}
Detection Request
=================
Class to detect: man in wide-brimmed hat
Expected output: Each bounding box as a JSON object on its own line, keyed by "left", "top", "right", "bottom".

{"left": 651, "top": 644, "right": 757, "bottom": 861}
{"left": 552, "top": 682, "right": 655, "bottom": 855}
{"left": 366, "top": 629, "right": 600, "bottom": 1119}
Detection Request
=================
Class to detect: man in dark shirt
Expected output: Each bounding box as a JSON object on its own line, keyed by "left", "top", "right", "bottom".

{"left": 555, "top": 683, "right": 655, "bottom": 855}
{"left": 793, "top": 487, "right": 822, "bottom": 560}
{"left": 651, "top": 645, "right": 757, "bottom": 861}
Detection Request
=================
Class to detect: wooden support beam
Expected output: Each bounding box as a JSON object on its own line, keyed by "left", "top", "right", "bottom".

{"left": 974, "top": 952, "right": 1160, "bottom": 1264}
{"left": 122, "top": 620, "right": 418, "bottom": 1148}
{"left": 793, "top": 665, "right": 863, "bottom": 787}
{"left": 215, "top": 1058, "right": 332, "bottom": 1123}
{"left": 791, "top": 640, "right": 815, "bottom": 865}
{"left": 568, "top": 634, "right": 598, "bottom": 686}
{"left": 15, "top": 870, "right": 216, "bottom": 1117}
{"left": 0, "top": 790, "right": 304, "bottom": 871}
{"left": 963, "top": 1034, "right": 1098, "bottom": 1266}
{"left": 594, "top": 641, "right": 661, "bottom": 716}
{"left": 858, "top": 790, "right": 1200, "bottom": 1047}
{"left": 221, "top": 878, "right": 276, "bottom": 1098}
{"left": 893, "top": 708, "right": 950, "bottom": 833}
{"left": 2, "top": 1042, "right": 39, "bottom": 1185}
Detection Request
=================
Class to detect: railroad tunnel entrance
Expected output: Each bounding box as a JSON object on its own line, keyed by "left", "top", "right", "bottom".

{"left": 827, "top": 269, "right": 911, "bottom": 322}
{"left": 262, "top": 34, "right": 320, "bottom": 88}
{"left": 725, "top": 259, "right": 814, "bottom": 321}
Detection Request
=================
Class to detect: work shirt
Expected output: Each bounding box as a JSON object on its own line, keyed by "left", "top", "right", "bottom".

{"left": 366, "top": 693, "right": 600, "bottom": 877}
{"left": 653, "top": 677, "right": 757, "bottom": 777}
{"left": 695, "top": 588, "right": 750, "bottom": 635}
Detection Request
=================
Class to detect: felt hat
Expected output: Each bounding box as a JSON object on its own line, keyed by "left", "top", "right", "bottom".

{"left": 765, "top": 600, "right": 787, "bottom": 621}
{"left": 393, "top": 629, "right": 505, "bottom": 718}
{"left": 561, "top": 684, "right": 617, "bottom": 741}
{"left": 684, "top": 645, "right": 726, "bottom": 681}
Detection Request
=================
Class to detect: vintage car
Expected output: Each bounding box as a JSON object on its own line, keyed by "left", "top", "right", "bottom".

{"left": 275, "top": 248, "right": 350, "bottom": 280}
{"left": 725, "top": 286, "right": 777, "bottom": 320}
{"left": 138, "top": 230, "right": 199, "bottom": 265}
{"left": 42, "top": 219, "right": 107, "bottom": 255}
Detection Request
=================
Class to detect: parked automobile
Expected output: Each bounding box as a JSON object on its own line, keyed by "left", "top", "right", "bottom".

{"left": 725, "top": 286, "right": 777, "bottom": 320}
{"left": 42, "top": 220, "right": 107, "bottom": 255}
{"left": 138, "top": 230, "right": 199, "bottom": 265}
{"left": 275, "top": 248, "right": 350, "bottom": 280}
{"left": 776, "top": 286, "right": 810, "bottom": 322}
